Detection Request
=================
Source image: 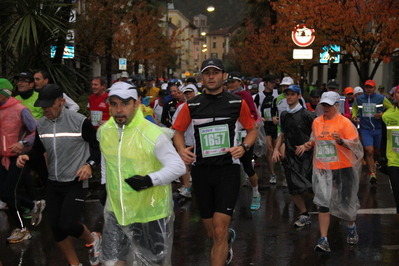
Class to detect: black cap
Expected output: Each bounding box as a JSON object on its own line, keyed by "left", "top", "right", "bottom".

{"left": 146, "top": 76, "right": 154, "bottom": 81}
{"left": 200, "top": 58, "right": 225, "bottom": 72}
{"left": 327, "top": 79, "right": 339, "bottom": 89}
{"left": 310, "top": 89, "right": 322, "bottom": 98}
{"left": 227, "top": 71, "right": 242, "bottom": 81}
{"left": 186, "top": 77, "right": 196, "bottom": 83}
{"left": 34, "top": 84, "right": 63, "bottom": 107}
{"left": 15, "top": 72, "right": 34, "bottom": 82}
{"left": 263, "top": 74, "right": 276, "bottom": 83}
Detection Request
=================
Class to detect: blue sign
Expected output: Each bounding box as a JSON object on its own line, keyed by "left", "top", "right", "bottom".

{"left": 119, "top": 58, "right": 127, "bottom": 70}
{"left": 320, "top": 45, "right": 340, "bottom": 63}
{"left": 50, "top": 45, "right": 74, "bottom": 59}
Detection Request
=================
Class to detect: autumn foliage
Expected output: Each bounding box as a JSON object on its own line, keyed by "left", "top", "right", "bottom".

{"left": 231, "top": 0, "right": 399, "bottom": 82}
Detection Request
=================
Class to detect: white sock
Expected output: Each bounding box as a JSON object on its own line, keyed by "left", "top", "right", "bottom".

{"left": 252, "top": 185, "right": 259, "bottom": 196}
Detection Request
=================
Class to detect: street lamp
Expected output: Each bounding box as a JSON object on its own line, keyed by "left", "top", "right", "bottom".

{"left": 207, "top": 6, "right": 215, "bottom": 12}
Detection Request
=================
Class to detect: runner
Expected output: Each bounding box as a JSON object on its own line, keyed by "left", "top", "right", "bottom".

{"left": 173, "top": 58, "right": 257, "bottom": 266}
{"left": 17, "top": 84, "right": 101, "bottom": 266}
{"left": 297, "top": 91, "right": 363, "bottom": 252}
{"left": 272, "top": 85, "right": 316, "bottom": 227}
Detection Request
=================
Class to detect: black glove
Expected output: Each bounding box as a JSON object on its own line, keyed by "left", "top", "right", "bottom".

{"left": 125, "top": 175, "right": 153, "bottom": 191}
{"left": 378, "top": 157, "right": 389, "bottom": 175}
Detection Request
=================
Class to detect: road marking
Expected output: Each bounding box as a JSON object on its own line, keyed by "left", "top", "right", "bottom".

{"left": 309, "top": 208, "right": 397, "bottom": 215}
{"left": 382, "top": 245, "right": 399, "bottom": 250}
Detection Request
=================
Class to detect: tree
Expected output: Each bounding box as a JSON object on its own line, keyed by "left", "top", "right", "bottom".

{"left": 75, "top": 0, "right": 180, "bottom": 86}
{"left": 0, "top": 0, "right": 85, "bottom": 97}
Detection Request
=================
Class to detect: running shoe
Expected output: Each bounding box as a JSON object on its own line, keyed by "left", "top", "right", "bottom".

{"left": 347, "top": 224, "right": 359, "bottom": 245}
{"left": 226, "top": 228, "right": 236, "bottom": 265}
{"left": 294, "top": 214, "right": 311, "bottom": 227}
{"left": 7, "top": 228, "right": 32, "bottom": 244}
{"left": 250, "top": 194, "right": 261, "bottom": 210}
{"left": 0, "top": 200, "right": 7, "bottom": 210}
{"left": 86, "top": 232, "right": 102, "bottom": 266}
{"left": 269, "top": 174, "right": 277, "bottom": 184}
{"left": 314, "top": 237, "right": 331, "bottom": 252}
{"left": 369, "top": 173, "right": 377, "bottom": 184}
{"left": 68, "top": 264, "right": 82, "bottom": 266}
{"left": 179, "top": 187, "right": 192, "bottom": 198}
{"left": 31, "top": 199, "right": 46, "bottom": 226}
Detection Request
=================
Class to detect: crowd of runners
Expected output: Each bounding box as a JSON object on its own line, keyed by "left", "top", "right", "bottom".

{"left": 0, "top": 58, "right": 399, "bottom": 265}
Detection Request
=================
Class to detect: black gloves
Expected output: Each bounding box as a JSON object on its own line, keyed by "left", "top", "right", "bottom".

{"left": 125, "top": 175, "right": 153, "bottom": 191}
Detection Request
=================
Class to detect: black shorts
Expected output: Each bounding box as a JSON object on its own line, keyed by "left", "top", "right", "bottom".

{"left": 191, "top": 164, "right": 240, "bottom": 219}
{"left": 264, "top": 122, "right": 277, "bottom": 139}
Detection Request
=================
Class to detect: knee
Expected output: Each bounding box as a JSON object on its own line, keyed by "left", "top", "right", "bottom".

{"left": 365, "top": 148, "right": 374, "bottom": 156}
{"left": 212, "top": 226, "right": 228, "bottom": 243}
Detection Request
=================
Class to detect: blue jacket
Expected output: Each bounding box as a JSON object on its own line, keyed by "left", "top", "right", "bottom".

{"left": 353, "top": 92, "right": 393, "bottom": 130}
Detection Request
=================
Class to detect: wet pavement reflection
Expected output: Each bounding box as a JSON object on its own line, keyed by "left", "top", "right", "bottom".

{"left": 1, "top": 160, "right": 399, "bottom": 265}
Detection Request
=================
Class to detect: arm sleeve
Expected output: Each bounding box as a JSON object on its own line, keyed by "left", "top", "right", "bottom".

{"left": 21, "top": 108, "right": 37, "bottom": 146}
{"left": 26, "top": 130, "right": 46, "bottom": 161}
{"left": 380, "top": 119, "right": 387, "bottom": 158}
{"left": 81, "top": 118, "right": 101, "bottom": 165}
{"left": 148, "top": 133, "right": 186, "bottom": 186}
{"left": 172, "top": 103, "right": 192, "bottom": 132}
{"left": 242, "top": 92, "right": 259, "bottom": 121}
{"left": 100, "top": 153, "right": 106, "bottom": 185}
{"left": 63, "top": 93, "right": 80, "bottom": 112}
{"left": 383, "top": 97, "right": 393, "bottom": 111}
{"left": 238, "top": 100, "right": 255, "bottom": 130}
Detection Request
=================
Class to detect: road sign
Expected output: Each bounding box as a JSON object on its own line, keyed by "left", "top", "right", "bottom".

{"left": 50, "top": 45, "right": 74, "bottom": 59}
{"left": 119, "top": 58, "right": 127, "bottom": 70}
{"left": 293, "top": 49, "right": 313, "bottom": 59}
{"left": 320, "top": 45, "right": 340, "bottom": 63}
{"left": 292, "top": 24, "right": 315, "bottom": 47}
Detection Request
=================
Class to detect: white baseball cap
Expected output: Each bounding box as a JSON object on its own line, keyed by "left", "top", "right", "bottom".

{"left": 280, "top": 77, "right": 294, "bottom": 85}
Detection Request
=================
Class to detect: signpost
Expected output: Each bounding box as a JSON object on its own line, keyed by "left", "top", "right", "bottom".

{"left": 292, "top": 24, "right": 315, "bottom": 92}
{"left": 320, "top": 45, "right": 340, "bottom": 64}
{"left": 119, "top": 58, "right": 127, "bottom": 70}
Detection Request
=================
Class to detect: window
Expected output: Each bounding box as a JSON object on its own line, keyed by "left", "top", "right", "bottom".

{"left": 212, "top": 42, "right": 216, "bottom": 48}
{"left": 211, "top": 53, "right": 218, "bottom": 58}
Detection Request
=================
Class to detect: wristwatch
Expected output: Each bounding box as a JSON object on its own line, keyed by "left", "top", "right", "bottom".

{"left": 338, "top": 138, "right": 344, "bottom": 145}
{"left": 240, "top": 143, "right": 249, "bottom": 152}
{"left": 19, "top": 140, "right": 29, "bottom": 147}
{"left": 86, "top": 160, "right": 97, "bottom": 169}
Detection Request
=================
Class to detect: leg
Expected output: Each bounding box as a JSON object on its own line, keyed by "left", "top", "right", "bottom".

{"left": 57, "top": 236, "right": 79, "bottom": 265}
{"left": 265, "top": 135, "right": 275, "bottom": 176}
{"left": 291, "top": 194, "right": 306, "bottom": 213}
{"left": 364, "top": 145, "right": 374, "bottom": 174}
{"left": 318, "top": 212, "right": 330, "bottom": 238}
{"left": 209, "top": 212, "right": 232, "bottom": 266}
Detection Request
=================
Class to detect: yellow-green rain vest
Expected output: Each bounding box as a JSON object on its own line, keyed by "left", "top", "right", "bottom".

{"left": 98, "top": 108, "right": 172, "bottom": 225}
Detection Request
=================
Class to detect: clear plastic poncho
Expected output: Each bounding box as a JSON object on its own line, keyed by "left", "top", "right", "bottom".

{"left": 311, "top": 103, "right": 364, "bottom": 221}
{"left": 101, "top": 203, "right": 174, "bottom": 266}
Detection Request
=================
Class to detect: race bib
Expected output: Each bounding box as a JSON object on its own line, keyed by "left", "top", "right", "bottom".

{"left": 362, "top": 103, "right": 376, "bottom": 118}
{"left": 392, "top": 131, "right": 399, "bottom": 153}
{"left": 316, "top": 140, "right": 338, "bottom": 162}
{"left": 91, "top": 111, "right": 103, "bottom": 126}
{"left": 263, "top": 108, "right": 272, "bottom": 121}
{"left": 199, "top": 124, "right": 230, "bottom": 158}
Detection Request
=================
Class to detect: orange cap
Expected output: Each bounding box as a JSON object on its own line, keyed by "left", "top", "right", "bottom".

{"left": 364, "top": 79, "right": 376, "bottom": 87}
{"left": 344, "top": 87, "right": 354, "bottom": 94}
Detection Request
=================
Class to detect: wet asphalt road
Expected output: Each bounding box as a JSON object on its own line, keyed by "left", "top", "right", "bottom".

{"left": 1, "top": 160, "right": 399, "bottom": 266}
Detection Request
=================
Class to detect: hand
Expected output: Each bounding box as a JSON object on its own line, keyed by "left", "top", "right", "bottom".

{"left": 374, "top": 111, "right": 383, "bottom": 119}
{"left": 125, "top": 175, "right": 153, "bottom": 191}
{"left": 352, "top": 116, "right": 359, "bottom": 123}
{"left": 178, "top": 146, "right": 196, "bottom": 165}
{"left": 272, "top": 116, "right": 279, "bottom": 125}
{"left": 332, "top": 131, "right": 341, "bottom": 143}
{"left": 227, "top": 145, "right": 245, "bottom": 159}
{"left": 9, "top": 142, "right": 24, "bottom": 154}
{"left": 16, "top": 155, "right": 30, "bottom": 168}
{"left": 272, "top": 149, "right": 282, "bottom": 162}
{"left": 295, "top": 145, "right": 307, "bottom": 156}
{"left": 75, "top": 164, "right": 92, "bottom": 181}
